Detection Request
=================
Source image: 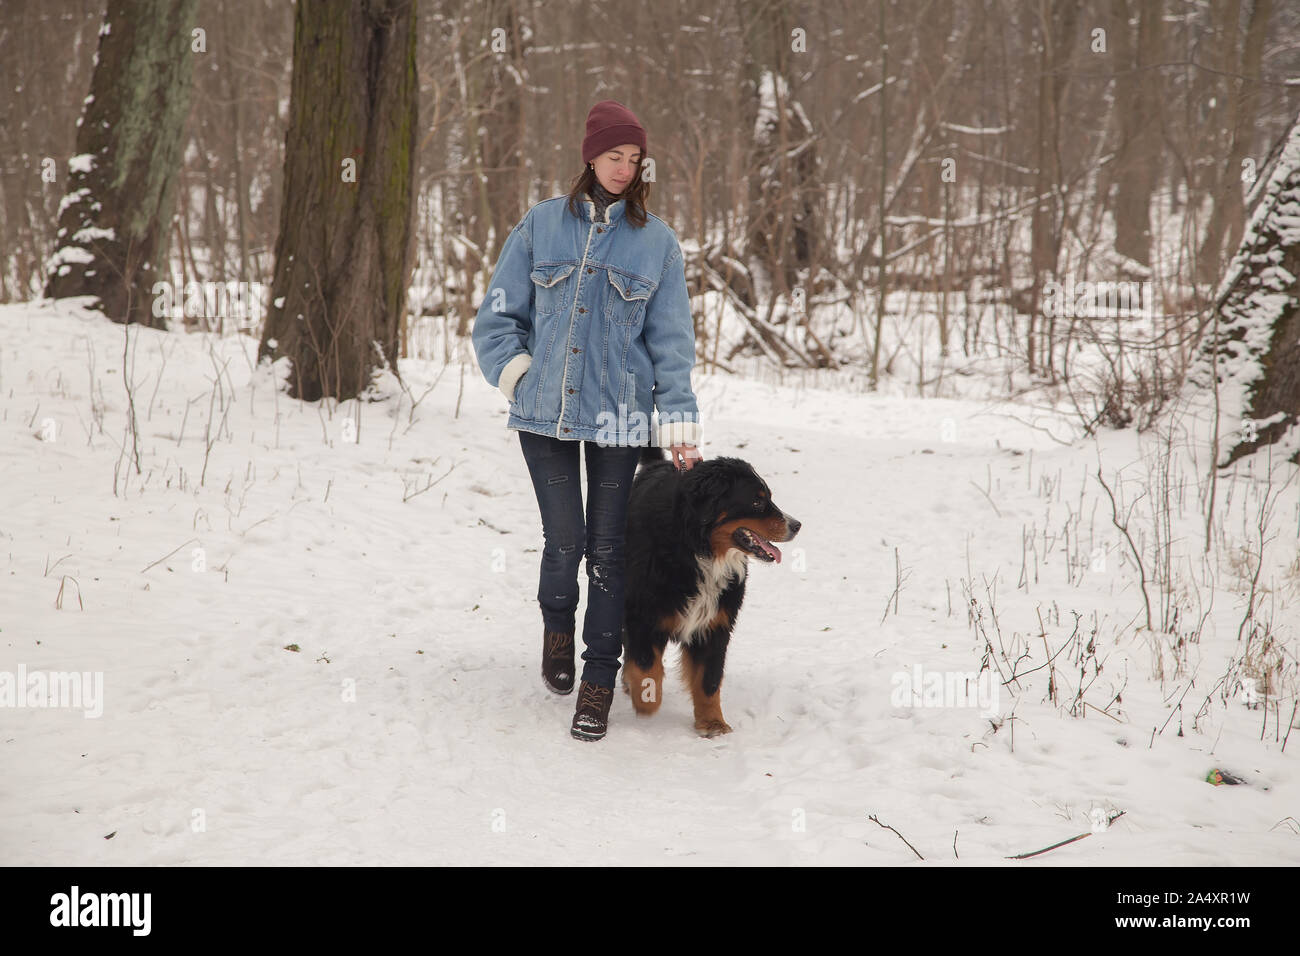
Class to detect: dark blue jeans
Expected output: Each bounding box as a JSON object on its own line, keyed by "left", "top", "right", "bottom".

{"left": 518, "top": 430, "right": 643, "bottom": 690}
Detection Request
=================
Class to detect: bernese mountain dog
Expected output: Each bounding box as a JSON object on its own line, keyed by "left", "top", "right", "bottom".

{"left": 621, "top": 446, "right": 801, "bottom": 737}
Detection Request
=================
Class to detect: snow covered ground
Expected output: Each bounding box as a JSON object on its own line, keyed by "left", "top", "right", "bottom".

{"left": 1, "top": 298, "right": 1297, "bottom": 865}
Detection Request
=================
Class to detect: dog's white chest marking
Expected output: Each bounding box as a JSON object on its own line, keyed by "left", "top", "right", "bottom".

{"left": 673, "top": 551, "right": 748, "bottom": 645}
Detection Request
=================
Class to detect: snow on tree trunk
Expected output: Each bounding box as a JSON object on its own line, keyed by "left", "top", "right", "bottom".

{"left": 257, "top": 0, "right": 418, "bottom": 402}
{"left": 1190, "top": 108, "right": 1300, "bottom": 465}
{"left": 44, "top": 0, "right": 199, "bottom": 326}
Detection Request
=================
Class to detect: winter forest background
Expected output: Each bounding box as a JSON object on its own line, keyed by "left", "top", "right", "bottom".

{"left": 3, "top": 0, "right": 1300, "bottom": 867}
{"left": 7, "top": 0, "right": 1300, "bottom": 416}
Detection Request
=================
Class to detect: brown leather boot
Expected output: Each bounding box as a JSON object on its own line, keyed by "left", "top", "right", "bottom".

{"left": 542, "top": 628, "right": 575, "bottom": 695}
{"left": 570, "top": 681, "right": 614, "bottom": 741}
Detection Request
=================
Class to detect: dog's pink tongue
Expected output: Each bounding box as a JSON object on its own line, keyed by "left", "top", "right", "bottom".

{"left": 762, "top": 539, "right": 782, "bottom": 563}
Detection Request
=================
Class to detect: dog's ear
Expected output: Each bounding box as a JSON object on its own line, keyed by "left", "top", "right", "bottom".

{"left": 684, "top": 466, "right": 732, "bottom": 501}
{"left": 679, "top": 466, "right": 734, "bottom": 554}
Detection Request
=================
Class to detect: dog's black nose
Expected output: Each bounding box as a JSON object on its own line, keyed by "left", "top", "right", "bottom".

{"left": 787, "top": 517, "right": 801, "bottom": 536}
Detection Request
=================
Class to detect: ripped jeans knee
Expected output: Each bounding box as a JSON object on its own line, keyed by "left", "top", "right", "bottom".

{"left": 585, "top": 542, "right": 626, "bottom": 596}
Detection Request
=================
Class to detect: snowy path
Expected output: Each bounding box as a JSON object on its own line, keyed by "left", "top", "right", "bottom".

{"left": 1, "top": 301, "right": 1296, "bottom": 865}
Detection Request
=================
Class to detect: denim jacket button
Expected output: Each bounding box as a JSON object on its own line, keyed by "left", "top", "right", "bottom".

{"left": 586, "top": 267, "right": 593, "bottom": 273}
{"left": 567, "top": 388, "right": 574, "bottom": 394}
{"left": 571, "top": 347, "right": 579, "bottom": 353}
{"left": 596, "top": 227, "right": 604, "bottom": 233}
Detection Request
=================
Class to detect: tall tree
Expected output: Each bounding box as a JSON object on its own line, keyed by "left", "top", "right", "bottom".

{"left": 1196, "top": 0, "right": 1272, "bottom": 284}
{"left": 44, "top": 0, "right": 199, "bottom": 325}
{"left": 0, "top": 2, "right": 101, "bottom": 301}
{"left": 1028, "top": 0, "right": 1078, "bottom": 378}
{"left": 258, "top": 0, "right": 419, "bottom": 401}
{"left": 1110, "top": 0, "right": 1164, "bottom": 266}
{"left": 1190, "top": 110, "right": 1300, "bottom": 465}
{"left": 738, "top": 0, "right": 816, "bottom": 321}
{"left": 477, "top": 0, "right": 527, "bottom": 270}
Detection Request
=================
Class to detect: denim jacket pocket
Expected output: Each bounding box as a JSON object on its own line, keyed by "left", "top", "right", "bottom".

{"left": 509, "top": 354, "right": 537, "bottom": 417}
{"left": 605, "top": 270, "right": 653, "bottom": 327}
{"left": 530, "top": 263, "right": 575, "bottom": 317}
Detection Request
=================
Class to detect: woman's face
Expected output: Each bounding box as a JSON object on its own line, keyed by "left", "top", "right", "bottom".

{"left": 591, "top": 144, "right": 642, "bottom": 196}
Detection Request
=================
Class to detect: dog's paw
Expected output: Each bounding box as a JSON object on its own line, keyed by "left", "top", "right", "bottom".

{"left": 696, "top": 719, "right": 733, "bottom": 738}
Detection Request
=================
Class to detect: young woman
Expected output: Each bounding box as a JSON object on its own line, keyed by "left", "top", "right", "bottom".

{"left": 472, "top": 100, "right": 704, "bottom": 741}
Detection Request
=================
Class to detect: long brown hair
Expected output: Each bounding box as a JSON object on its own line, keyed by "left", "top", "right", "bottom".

{"left": 565, "top": 160, "right": 650, "bottom": 228}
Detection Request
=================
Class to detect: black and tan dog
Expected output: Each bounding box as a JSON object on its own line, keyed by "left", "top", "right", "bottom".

{"left": 620, "top": 447, "right": 801, "bottom": 736}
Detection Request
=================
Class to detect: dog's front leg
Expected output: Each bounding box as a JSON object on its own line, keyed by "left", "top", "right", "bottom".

{"left": 622, "top": 643, "right": 666, "bottom": 715}
{"left": 681, "top": 641, "right": 732, "bottom": 737}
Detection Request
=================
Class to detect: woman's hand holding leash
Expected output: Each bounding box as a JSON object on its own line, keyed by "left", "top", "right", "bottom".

{"left": 671, "top": 443, "right": 703, "bottom": 471}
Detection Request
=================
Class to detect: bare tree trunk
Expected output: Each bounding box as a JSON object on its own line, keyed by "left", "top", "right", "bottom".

{"left": 874, "top": 0, "right": 887, "bottom": 388}
{"left": 0, "top": 2, "right": 102, "bottom": 302}
{"left": 259, "top": 0, "right": 419, "bottom": 402}
{"left": 1196, "top": 0, "right": 1271, "bottom": 283}
{"left": 1111, "top": 0, "right": 1164, "bottom": 266}
{"left": 479, "top": 0, "right": 527, "bottom": 265}
{"left": 1028, "top": 0, "right": 1077, "bottom": 378}
{"left": 222, "top": 0, "right": 251, "bottom": 283}
{"left": 198, "top": 134, "right": 227, "bottom": 286}
{"left": 44, "top": 0, "right": 199, "bottom": 326}
{"left": 734, "top": 0, "right": 820, "bottom": 358}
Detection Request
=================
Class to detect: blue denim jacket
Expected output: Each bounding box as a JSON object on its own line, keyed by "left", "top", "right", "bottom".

{"left": 471, "top": 195, "right": 701, "bottom": 447}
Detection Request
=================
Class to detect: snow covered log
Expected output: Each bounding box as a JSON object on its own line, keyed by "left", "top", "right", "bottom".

{"left": 1189, "top": 108, "right": 1300, "bottom": 465}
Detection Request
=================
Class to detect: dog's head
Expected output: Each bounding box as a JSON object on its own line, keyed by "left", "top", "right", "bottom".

{"left": 677, "top": 457, "right": 801, "bottom": 563}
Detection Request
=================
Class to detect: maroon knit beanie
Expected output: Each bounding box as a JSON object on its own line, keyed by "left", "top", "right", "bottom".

{"left": 582, "top": 100, "right": 647, "bottom": 165}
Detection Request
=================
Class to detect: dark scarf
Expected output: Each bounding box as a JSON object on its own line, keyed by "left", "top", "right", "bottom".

{"left": 588, "top": 180, "right": 620, "bottom": 222}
